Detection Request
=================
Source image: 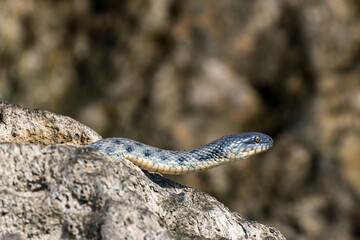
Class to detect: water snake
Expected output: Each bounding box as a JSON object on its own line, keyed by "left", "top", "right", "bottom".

{"left": 90, "top": 132, "right": 273, "bottom": 175}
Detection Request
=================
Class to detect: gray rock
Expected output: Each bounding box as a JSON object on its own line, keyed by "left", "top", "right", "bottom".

{"left": 0, "top": 101, "right": 102, "bottom": 145}
{"left": 0, "top": 102, "right": 285, "bottom": 239}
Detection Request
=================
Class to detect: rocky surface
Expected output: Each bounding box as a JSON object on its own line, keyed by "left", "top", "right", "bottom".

{"left": 0, "top": 102, "right": 284, "bottom": 239}
{"left": 1, "top": 0, "right": 360, "bottom": 239}
{"left": 0, "top": 101, "right": 102, "bottom": 145}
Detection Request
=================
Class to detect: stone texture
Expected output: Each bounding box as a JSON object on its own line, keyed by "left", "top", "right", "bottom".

{"left": 0, "top": 143, "right": 284, "bottom": 240}
{"left": 0, "top": 101, "right": 102, "bottom": 145}
{"left": 0, "top": 102, "right": 284, "bottom": 239}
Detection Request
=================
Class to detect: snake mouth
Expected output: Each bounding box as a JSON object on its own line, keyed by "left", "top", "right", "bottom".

{"left": 240, "top": 143, "right": 273, "bottom": 158}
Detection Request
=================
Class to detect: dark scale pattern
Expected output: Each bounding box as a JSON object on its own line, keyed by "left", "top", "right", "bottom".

{"left": 177, "top": 156, "right": 186, "bottom": 163}
{"left": 160, "top": 155, "right": 167, "bottom": 162}
{"left": 189, "top": 149, "right": 198, "bottom": 154}
{"left": 143, "top": 149, "right": 152, "bottom": 157}
{"left": 198, "top": 147, "right": 223, "bottom": 162}
{"left": 126, "top": 145, "right": 134, "bottom": 153}
{"left": 89, "top": 132, "right": 273, "bottom": 174}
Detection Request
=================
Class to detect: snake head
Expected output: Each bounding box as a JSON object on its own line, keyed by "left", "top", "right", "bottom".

{"left": 222, "top": 132, "right": 273, "bottom": 159}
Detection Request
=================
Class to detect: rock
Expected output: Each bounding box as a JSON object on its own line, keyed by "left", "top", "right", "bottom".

{"left": 0, "top": 102, "right": 285, "bottom": 239}
{"left": 0, "top": 101, "right": 102, "bottom": 145}
{"left": 0, "top": 143, "right": 284, "bottom": 240}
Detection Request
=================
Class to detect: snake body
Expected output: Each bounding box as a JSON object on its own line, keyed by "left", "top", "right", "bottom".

{"left": 90, "top": 132, "right": 273, "bottom": 175}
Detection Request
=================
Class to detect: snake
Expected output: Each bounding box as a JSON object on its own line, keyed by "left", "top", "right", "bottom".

{"left": 89, "top": 132, "right": 273, "bottom": 175}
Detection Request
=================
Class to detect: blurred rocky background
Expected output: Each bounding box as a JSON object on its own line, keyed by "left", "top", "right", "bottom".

{"left": 1, "top": 0, "right": 360, "bottom": 239}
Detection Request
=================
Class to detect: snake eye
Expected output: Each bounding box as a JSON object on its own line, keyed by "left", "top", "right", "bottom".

{"left": 254, "top": 136, "right": 261, "bottom": 143}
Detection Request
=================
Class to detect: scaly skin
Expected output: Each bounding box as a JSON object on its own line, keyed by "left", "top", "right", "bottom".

{"left": 90, "top": 132, "right": 273, "bottom": 175}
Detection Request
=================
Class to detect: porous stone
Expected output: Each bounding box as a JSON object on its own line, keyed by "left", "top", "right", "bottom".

{"left": 0, "top": 101, "right": 102, "bottom": 145}
{"left": 0, "top": 101, "right": 285, "bottom": 239}
{"left": 0, "top": 143, "right": 285, "bottom": 240}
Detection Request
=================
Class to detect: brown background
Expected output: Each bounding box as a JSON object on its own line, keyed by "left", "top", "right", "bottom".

{"left": 1, "top": 1, "right": 360, "bottom": 239}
